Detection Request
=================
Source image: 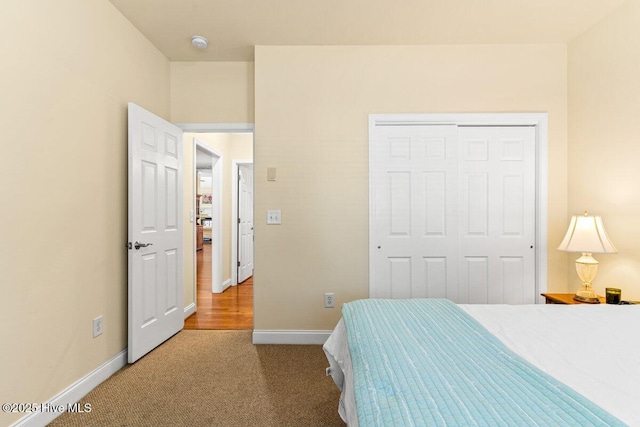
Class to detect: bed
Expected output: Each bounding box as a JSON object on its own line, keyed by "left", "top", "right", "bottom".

{"left": 323, "top": 299, "right": 640, "bottom": 426}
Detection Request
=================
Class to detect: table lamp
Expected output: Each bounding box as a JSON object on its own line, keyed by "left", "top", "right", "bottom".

{"left": 557, "top": 212, "right": 617, "bottom": 303}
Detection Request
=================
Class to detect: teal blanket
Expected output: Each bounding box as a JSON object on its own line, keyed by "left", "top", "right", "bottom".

{"left": 343, "top": 299, "right": 624, "bottom": 427}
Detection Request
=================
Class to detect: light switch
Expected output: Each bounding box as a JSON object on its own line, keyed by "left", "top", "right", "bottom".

{"left": 267, "top": 167, "right": 277, "bottom": 181}
{"left": 267, "top": 210, "right": 281, "bottom": 225}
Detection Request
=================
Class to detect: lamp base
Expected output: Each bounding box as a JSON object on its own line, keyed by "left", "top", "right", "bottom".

{"left": 572, "top": 294, "right": 601, "bottom": 304}
{"left": 573, "top": 256, "right": 601, "bottom": 303}
{"left": 573, "top": 284, "right": 601, "bottom": 304}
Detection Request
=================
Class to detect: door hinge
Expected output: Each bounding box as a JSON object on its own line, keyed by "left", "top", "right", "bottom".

{"left": 237, "top": 261, "right": 241, "bottom": 267}
{"left": 238, "top": 218, "right": 241, "bottom": 224}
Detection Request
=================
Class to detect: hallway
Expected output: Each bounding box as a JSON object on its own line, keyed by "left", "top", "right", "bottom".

{"left": 184, "top": 243, "right": 253, "bottom": 330}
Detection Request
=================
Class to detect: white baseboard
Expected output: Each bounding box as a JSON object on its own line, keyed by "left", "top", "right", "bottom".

{"left": 11, "top": 350, "right": 127, "bottom": 427}
{"left": 252, "top": 330, "right": 333, "bottom": 345}
{"left": 184, "top": 302, "right": 196, "bottom": 319}
{"left": 208, "top": 279, "right": 233, "bottom": 294}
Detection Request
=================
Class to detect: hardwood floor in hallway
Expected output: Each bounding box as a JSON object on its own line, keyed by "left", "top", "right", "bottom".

{"left": 184, "top": 243, "right": 253, "bottom": 330}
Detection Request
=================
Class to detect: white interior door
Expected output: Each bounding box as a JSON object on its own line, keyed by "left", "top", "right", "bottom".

{"left": 458, "top": 126, "right": 536, "bottom": 304}
{"left": 238, "top": 164, "right": 254, "bottom": 283}
{"left": 128, "top": 103, "right": 184, "bottom": 363}
{"left": 371, "top": 121, "right": 536, "bottom": 304}
{"left": 371, "top": 124, "right": 460, "bottom": 299}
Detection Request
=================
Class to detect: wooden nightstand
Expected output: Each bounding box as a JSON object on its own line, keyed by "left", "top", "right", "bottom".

{"left": 541, "top": 293, "right": 605, "bottom": 305}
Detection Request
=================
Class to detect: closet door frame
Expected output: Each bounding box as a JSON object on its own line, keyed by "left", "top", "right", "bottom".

{"left": 368, "top": 113, "right": 548, "bottom": 303}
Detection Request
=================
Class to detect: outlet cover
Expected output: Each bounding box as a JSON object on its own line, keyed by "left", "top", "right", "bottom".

{"left": 324, "top": 293, "right": 335, "bottom": 308}
{"left": 93, "top": 316, "right": 103, "bottom": 338}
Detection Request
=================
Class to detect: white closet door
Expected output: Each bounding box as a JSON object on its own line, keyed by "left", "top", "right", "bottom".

{"left": 458, "top": 126, "right": 536, "bottom": 304}
{"left": 371, "top": 124, "right": 536, "bottom": 304}
{"left": 371, "top": 125, "right": 460, "bottom": 299}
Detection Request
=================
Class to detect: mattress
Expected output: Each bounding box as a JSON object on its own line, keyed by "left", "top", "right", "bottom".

{"left": 323, "top": 300, "right": 640, "bottom": 426}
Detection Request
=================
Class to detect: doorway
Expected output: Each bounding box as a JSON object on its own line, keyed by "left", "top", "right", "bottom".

{"left": 184, "top": 129, "right": 255, "bottom": 330}
{"left": 194, "top": 142, "right": 222, "bottom": 294}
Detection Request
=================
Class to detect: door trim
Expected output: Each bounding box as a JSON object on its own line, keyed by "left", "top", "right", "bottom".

{"left": 368, "top": 113, "right": 548, "bottom": 303}
{"left": 232, "top": 160, "right": 254, "bottom": 286}
{"left": 177, "top": 123, "right": 254, "bottom": 133}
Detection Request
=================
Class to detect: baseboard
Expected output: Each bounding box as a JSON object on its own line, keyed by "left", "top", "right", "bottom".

{"left": 211, "top": 279, "right": 232, "bottom": 294}
{"left": 11, "top": 350, "right": 127, "bottom": 427}
{"left": 252, "top": 330, "right": 333, "bottom": 345}
{"left": 184, "top": 302, "right": 196, "bottom": 319}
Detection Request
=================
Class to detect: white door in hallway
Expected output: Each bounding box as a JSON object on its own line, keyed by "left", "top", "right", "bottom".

{"left": 238, "top": 164, "right": 254, "bottom": 283}
{"left": 128, "top": 103, "right": 184, "bottom": 363}
{"left": 371, "top": 122, "right": 536, "bottom": 304}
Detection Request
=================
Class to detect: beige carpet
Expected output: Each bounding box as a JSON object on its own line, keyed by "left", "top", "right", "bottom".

{"left": 50, "top": 330, "right": 344, "bottom": 426}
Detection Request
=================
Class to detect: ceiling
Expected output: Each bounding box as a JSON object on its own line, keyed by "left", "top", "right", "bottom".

{"left": 109, "top": 0, "right": 627, "bottom": 62}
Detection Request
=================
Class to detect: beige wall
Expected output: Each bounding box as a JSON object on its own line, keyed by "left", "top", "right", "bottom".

{"left": 0, "top": 0, "right": 169, "bottom": 425}
{"left": 254, "top": 45, "right": 569, "bottom": 330}
{"left": 568, "top": 0, "right": 640, "bottom": 301}
{"left": 182, "top": 133, "right": 253, "bottom": 308}
{"left": 170, "top": 62, "right": 255, "bottom": 123}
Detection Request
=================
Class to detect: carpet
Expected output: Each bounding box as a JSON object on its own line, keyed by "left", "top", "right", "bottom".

{"left": 49, "top": 330, "right": 344, "bottom": 426}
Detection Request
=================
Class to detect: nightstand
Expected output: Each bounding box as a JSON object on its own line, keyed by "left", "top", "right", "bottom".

{"left": 541, "top": 293, "right": 605, "bottom": 305}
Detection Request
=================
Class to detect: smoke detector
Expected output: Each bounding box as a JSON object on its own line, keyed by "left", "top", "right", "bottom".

{"left": 191, "top": 35, "right": 208, "bottom": 49}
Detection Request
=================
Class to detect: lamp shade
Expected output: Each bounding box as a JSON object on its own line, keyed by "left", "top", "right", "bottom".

{"left": 557, "top": 213, "right": 617, "bottom": 254}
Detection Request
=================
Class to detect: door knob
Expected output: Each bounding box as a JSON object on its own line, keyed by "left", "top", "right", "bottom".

{"left": 134, "top": 241, "right": 153, "bottom": 250}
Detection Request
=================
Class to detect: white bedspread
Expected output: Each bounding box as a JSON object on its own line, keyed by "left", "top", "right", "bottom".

{"left": 324, "top": 303, "right": 640, "bottom": 426}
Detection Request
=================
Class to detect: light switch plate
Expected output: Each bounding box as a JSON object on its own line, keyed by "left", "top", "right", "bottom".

{"left": 267, "top": 210, "right": 281, "bottom": 225}
{"left": 267, "top": 167, "right": 277, "bottom": 181}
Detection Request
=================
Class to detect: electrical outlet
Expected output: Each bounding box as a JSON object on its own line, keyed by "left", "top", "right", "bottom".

{"left": 93, "top": 316, "right": 103, "bottom": 338}
{"left": 324, "top": 292, "right": 335, "bottom": 308}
